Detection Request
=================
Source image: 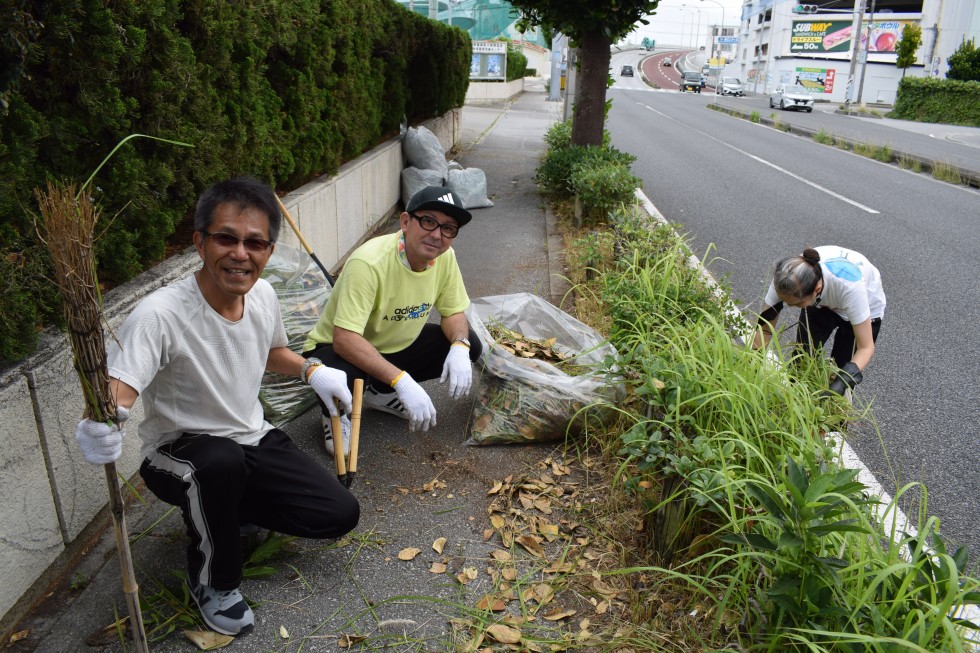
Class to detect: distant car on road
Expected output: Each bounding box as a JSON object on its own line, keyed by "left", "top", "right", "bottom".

{"left": 620, "top": 65, "right": 634, "bottom": 77}
{"left": 662, "top": 57, "right": 672, "bottom": 66}
{"left": 720, "top": 77, "right": 744, "bottom": 96}
{"left": 770, "top": 84, "right": 814, "bottom": 112}
{"left": 680, "top": 71, "right": 702, "bottom": 93}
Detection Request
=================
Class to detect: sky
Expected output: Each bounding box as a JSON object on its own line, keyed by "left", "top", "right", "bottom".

{"left": 624, "top": 0, "right": 746, "bottom": 50}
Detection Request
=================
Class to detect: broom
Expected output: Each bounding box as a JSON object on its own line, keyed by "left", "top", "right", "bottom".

{"left": 35, "top": 180, "right": 150, "bottom": 652}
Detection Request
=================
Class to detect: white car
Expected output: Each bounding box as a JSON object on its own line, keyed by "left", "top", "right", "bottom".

{"left": 720, "top": 77, "right": 744, "bottom": 96}
{"left": 769, "top": 84, "right": 814, "bottom": 112}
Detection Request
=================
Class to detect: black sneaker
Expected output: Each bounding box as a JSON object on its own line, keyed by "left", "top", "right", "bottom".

{"left": 189, "top": 581, "right": 254, "bottom": 636}
{"left": 362, "top": 384, "right": 408, "bottom": 420}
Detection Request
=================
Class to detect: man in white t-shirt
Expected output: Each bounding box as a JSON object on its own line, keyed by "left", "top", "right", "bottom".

{"left": 303, "top": 186, "right": 483, "bottom": 446}
{"left": 73, "top": 177, "right": 358, "bottom": 637}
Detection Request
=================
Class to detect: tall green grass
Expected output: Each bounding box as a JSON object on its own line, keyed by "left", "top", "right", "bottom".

{"left": 594, "top": 210, "right": 980, "bottom": 651}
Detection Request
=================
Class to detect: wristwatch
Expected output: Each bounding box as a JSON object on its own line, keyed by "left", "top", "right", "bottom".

{"left": 300, "top": 357, "right": 323, "bottom": 383}
{"left": 452, "top": 337, "right": 471, "bottom": 348}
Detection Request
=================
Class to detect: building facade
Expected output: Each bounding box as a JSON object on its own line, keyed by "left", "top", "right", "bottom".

{"left": 735, "top": 0, "right": 979, "bottom": 104}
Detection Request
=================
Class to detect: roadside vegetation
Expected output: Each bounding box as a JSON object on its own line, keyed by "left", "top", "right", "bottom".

{"left": 531, "top": 118, "right": 980, "bottom": 652}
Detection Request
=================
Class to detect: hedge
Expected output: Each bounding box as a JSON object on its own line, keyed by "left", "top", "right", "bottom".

{"left": 889, "top": 76, "right": 980, "bottom": 127}
{"left": 0, "top": 0, "right": 471, "bottom": 365}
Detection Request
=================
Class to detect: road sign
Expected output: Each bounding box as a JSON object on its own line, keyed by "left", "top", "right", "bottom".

{"left": 718, "top": 36, "right": 738, "bottom": 44}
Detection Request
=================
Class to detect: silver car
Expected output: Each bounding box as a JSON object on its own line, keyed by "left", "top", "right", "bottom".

{"left": 720, "top": 77, "right": 744, "bottom": 96}
{"left": 769, "top": 84, "right": 814, "bottom": 112}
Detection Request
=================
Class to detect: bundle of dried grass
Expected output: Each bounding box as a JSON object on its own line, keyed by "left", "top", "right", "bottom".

{"left": 35, "top": 180, "right": 149, "bottom": 652}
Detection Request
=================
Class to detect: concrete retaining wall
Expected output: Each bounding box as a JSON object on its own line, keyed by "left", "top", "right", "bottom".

{"left": 0, "top": 109, "right": 460, "bottom": 628}
{"left": 465, "top": 78, "right": 525, "bottom": 104}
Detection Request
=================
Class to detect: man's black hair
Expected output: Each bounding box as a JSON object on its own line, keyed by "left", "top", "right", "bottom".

{"left": 194, "top": 176, "right": 282, "bottom": 242}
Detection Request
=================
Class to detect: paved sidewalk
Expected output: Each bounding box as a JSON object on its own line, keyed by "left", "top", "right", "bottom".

{"left": 20, "top": 89, "right": 564, "bottom": 653}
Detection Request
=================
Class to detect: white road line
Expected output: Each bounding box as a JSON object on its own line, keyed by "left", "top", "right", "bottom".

{"left": 640, "top": 103, "right": 881, "bottom": 214}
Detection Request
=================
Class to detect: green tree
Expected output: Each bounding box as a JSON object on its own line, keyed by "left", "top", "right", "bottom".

{"left": 894, "top": 23, "right": 922, "bottom": 78}
{"left": 946, "top": 38, "right": 980, "bottom": 82}
{"left": 510, "top": 0, "right": 660, "bottom": 146}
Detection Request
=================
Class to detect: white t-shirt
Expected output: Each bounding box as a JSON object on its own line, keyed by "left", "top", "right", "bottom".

{"left": 108, "top": 274, "right": 286, "bottom": 458}
{"left": 765, "top": 246, "right": 886, "bottom": 324}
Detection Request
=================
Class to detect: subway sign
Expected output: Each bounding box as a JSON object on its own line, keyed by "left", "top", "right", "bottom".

{"left": 790, "top": 20, "right": 912, "bottom": 54}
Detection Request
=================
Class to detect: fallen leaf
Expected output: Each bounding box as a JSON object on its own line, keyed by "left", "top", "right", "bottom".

{"left": 183, "top": 630, "right": 234, "bottom": 650}
{"left": 542, "top": 608, "right": 576, "bottom": 621}
{"left": 533, "top": 499, "right": 553, "bottom": 514}
{"left": 490, "top": 549, "right": 512, "bottom": 562}
{"left": 482, "top": 528, "right": 494, "bottom": 541}
{"left": 538, "top": 523, "right": 560, "bottom": 541}
{"left": 398, "top": 547, "right": 421, "bottom": 561}
{"left": 339, "top": 633, "right": 369, "bottom": 648}
{"left": 7, "top": 630, "right": 28, "bottom": 645}
{"left": 516, "top": 535, "right": 545, "bottom": 557}
{"left": 432, "top": 537, "right": 447, "bottom": 554}
{"left": 487, "top": 480, "right": 504, "bottom": 495}
{"left": 279, "top": 625, "right": 289, "bottom": 639}
{"left": 475, "top": 595, "right": 507, "bottom": 611}
{"left": 485, "top": 623, "right": 522, "bottom": 644}
{"left": 396, "top": 486, "right": 410, "bottom": 494}
{"left": 501, "top": 567, "right": 518, "bottom": 581}
{"left": 490, "top": 514, "right": 505, "bottom": 530}
{"left": 423, "top": 479, "right": 447, "bottom": 492}
{"left": 464, "top": 566, "right": 479, "bottom": 580}
{"left": 638, "top": 480, "right": 653, "bottom": 489}
{"left": 595, "top": 600, "right": 609, "bottom": 614}
{"left": 429, "top": 561, "right": 447, "bottom": 573}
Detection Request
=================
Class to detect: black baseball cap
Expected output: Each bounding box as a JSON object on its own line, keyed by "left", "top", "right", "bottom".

{"left": 405, "top": 186, "right": 472, "bottom": 227}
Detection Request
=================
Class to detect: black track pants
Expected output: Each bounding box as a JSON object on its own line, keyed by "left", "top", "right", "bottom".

{"left": 140, "top": 429, "right": 359, "bottom": 590}
{"left": 797, "top": 306, "right": 883, "bottom": 369}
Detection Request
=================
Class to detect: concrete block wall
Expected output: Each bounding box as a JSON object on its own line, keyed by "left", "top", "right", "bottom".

{"left": 0, "top": 109, "right": 460, "bottom": 628}
{"left": 465, "top": 79, "right": 525, "bottom": 105}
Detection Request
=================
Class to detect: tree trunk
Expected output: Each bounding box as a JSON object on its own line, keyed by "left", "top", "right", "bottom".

{"left": 571, "top": 30, "right": 612, "bottom": 147}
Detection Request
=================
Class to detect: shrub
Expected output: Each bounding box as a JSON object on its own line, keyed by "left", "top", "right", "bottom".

{"left": 536, "top": 144, "right": 636, "bottom": 196}
{"left": 0, "top": 0, "right": 471, "bottom": 366}
{"left": 569, "top": 162, "right": 640, "bottom": 224}
{"left": 890, "top": 76, "right": 980, "bottom": 126}
{"left": 947, "top": 37, "right": 980, "bottom": 82}
{"left": 506, "top": 46, "right": 528, "bottom": 82}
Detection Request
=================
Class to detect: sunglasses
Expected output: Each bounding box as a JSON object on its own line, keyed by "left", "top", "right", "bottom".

{"left": 411, "top": 213, "right": 459, "bottom": 239}
{"left": 203, "top": 231, "right": 273, "bottom": 252}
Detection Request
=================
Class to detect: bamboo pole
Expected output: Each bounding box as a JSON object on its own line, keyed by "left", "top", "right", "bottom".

{"left": 35, "top": 181, "right": 149, "bottom": 652}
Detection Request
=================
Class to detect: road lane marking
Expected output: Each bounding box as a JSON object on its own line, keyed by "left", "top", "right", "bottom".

{"left": 640, "top": 103, "right": 881, "bottom": 214}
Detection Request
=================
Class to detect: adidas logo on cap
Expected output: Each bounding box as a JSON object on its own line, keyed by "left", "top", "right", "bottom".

{"left": 438, "top": 193, "right": 455, "bottom": 205}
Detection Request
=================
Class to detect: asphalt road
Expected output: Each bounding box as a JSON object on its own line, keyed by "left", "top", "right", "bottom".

{"left": 603, "top": 54, "right": 980, "bottom": 560}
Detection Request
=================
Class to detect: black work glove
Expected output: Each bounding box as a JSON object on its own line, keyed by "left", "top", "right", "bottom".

{"left": 823, "top": 361, "right": 863, "bottom": 397}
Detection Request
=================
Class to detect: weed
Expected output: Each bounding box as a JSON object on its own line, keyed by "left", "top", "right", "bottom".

{"left": 898, "top": 154, "right": 923, "bottom": 172}
{"left": 853, "top": 142, "right": 894, "bottom": 162}
{"left": 834, "top": 136, "right": 851, "bottom": 150}
{"left": 69, "top": 571, "right": 90, "bottom": 591}
{"left": 813, "top": 129, "right": 834, "bottom": 145}
{"left": 750, "top": 111, "right": 761, "bottom": 123}
{"left": 931, "top": 160, "right": 965, "bottom": 184}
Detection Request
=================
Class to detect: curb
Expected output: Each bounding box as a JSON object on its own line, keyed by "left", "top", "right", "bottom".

{"left": 706, "top": 102, "right": 980, "bottom": 189}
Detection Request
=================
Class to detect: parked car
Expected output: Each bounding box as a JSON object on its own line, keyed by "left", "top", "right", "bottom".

{"left": 680, "top": 71, "right": 702, "bottom": 93}
{"left": 720, "top": 77, "right": 744, "bottom": 96}
{"left": 770, "top": 84, "right": 814, "bottom": 112}
{"left": 662, "top": 57, "right": 672, "bottom": 66}
{"left": 620, "top": 65, "right": 634, "bottom": 77}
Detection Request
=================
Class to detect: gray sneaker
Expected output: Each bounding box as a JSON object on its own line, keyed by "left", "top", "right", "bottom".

{"left": 362, "top": 385, "right": 408, "bottom": 420}
{"left": 189, "top": 581, "right": 254, "bottom": 636}
{"left": 322, "top": 413, "right": 351, "bottom": 456}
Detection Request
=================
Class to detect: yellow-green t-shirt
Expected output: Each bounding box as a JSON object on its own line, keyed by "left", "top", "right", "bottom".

{"left": 304, "top": 232, "right": 470, "bottom": 354}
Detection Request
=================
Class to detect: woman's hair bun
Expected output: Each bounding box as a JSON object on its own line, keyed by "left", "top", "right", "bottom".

{"left": 801, "top": 248, "right": 821, "bottom": 265}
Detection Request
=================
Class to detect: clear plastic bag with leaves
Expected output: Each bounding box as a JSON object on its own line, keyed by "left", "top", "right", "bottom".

{"left": 258, "top": 243, "right": 331, "bottom": 426}
{"left": 466, "top": 293, "right": 623, "bottom": 445}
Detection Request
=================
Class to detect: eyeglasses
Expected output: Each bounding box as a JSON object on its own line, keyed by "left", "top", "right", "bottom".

{"left": 411, "top": 213, "right": 459, "bottom": 239}
{"left": 203, "top": 231, "right": 273, "bottom": 252}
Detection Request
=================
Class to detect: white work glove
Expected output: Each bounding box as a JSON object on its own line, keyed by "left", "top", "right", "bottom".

{"left": 393, "top": 372, "right": 437, "bottom": 432}
{"left": 439, "top": 344, "right": 473, "bottom": 399}
{"left": 309, "top": 365, "right": 353, "bottom": 417}
{"left": 76, "top": 406, "right": 129, "bottom": 465}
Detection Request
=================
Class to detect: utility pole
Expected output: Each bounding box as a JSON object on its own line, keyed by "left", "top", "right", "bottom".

{"left": 844, "top": 0, "right": 867, "bottom": 108}
{"left": 856, "top": 0, "right": 876, "bottom": 105}
{"left": 548, "top": 33, "right": 564, "bottom": 102}
{"left": 428, "top": 0, "right": 437, "bottom": 20}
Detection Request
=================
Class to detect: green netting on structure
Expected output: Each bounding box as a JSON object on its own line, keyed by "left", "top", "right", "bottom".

{"left": 395, "top": 0, "right": 549, "bottom": 48}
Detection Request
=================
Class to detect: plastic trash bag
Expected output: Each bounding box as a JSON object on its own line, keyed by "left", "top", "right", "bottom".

{"left": 258, "top": 242, "right": 331, "bottom": 426}
{"left": 466, "top": 293, "right": 623, "bottom": 445}
{"left": 403, "top": 125, "right": 448, "bottom": 177}
{"left": 402, "top": 166, "right": 447, "bottom": 206}
{"left": 448, "top": 168, "right": 494, "bottom": 209}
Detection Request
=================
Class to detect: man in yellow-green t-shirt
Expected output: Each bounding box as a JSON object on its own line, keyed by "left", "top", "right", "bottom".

{"left": 303, "top": 186, "right": 483, "bottom": 452}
